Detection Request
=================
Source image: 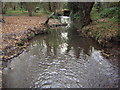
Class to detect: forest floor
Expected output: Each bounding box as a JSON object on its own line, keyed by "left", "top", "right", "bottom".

{"left": 1, "top": 15, "right": 61, "bottom": 61}
{"left": 2, "top": 15, "right": 60, "bottom": 34}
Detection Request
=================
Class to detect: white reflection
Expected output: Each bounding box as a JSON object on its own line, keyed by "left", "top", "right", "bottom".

{"left": 60, "top": 43, "right": 68, "bottom": 54}
{"left": 60, "top": 16, "right": 71, "bottom": 24}
{"left": 61, "top": 32, "right": 68, "bottom": 39}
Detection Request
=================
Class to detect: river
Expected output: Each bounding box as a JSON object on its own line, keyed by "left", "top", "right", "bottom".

{"left": 2, "top": 18, "right": 118, "bottom": 88}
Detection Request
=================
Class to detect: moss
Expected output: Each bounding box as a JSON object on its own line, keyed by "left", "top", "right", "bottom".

{"left": 82, "top": 28, "right": 87, "bottom": 31}
{"left": 21, "top": 38, "right": 28, "bottom": 42}
{"left": 5, "top": 8, "right": 49, "bottom": 16}
{"left": 17, "top": 41, "right": 24, "bottom": 46}
{"left": 27, "top": 32, "right": 35, "bottom": 39}
{"left": 43, "top": 28, "right": 50, "bottom": 33}
{"left": 81, "top": 15, "right": 118, "bottom": 47}
{"left": 30, "top": 32, "right": 35, "bottom": 37}
{"left": 95, "top": 33, "right": 101, "bottom": 40}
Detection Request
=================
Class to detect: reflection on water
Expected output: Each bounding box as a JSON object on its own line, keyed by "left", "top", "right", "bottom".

{"left": 60, "top": 16, "right": 71, "bottom": 24}
{"left": 3, "top": 24, "right": 118, "bottom": 88}
{"left": 60, "top": 16, "right": 71, "bottom": 28}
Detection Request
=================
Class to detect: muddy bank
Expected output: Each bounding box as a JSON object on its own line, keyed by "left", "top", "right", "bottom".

{"left": 1, "top": 16, "right": 65, "bottom": 61}
{"left": 1, "top": 16, "right": 48, "bottom": 61}
{"left": 1, "top": 24, "right": 48, "bottom": 61}
{"left": 78, "top": 19, "right": 120, "bottom": 58}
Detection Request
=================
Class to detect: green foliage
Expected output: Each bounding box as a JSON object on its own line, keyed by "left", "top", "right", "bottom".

{"left": 71, "top": 12, "right": 81, "bottom": 20}
{"left": 51, "top": 15, "right": 57, "bottom": 19}
{"left": 39, "top": 8, "right": 50, "bottom": 14}
{"left": 4, "top": 7, "right": 50, "bottom": 16}
{"left": 43, "top": 28, "right": 50, "bottom": 33}
{"left": 30, "top": 32, "right": 35, "bottom": 38}
{"left": 91, "top": 6, "right": 119, "bottom": 24}
{"left": 96, "top": 33, "right": 101, "bottom": 40}
{"left": 100, "top": 7, "right": 119, "bottom": 18}
{"left": 5, "top": 9, "right": 28, "bottom": 16}
{"left": 82, "top": 3, "right": 119, "bottom": 43}
{"left": 91, "top": 7, "right": 101, "bottom": 20}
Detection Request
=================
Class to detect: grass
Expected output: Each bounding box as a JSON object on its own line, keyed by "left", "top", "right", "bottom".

{"left": 91, "top": 8, "right": 102, "bottom": 21}
{"left": 99, "top": 7, "right": 119, "bottom": 18}
{"left": 71, "top": 12, "right": 81, "bottom": 20}
{"left": 91, "top": 7, "right": 119, "bottom": 24}
{"left": 4, "top": 8, "right": 50, "bottom": 16}
{"left": 5, "top": 9, "right": 28, "bottom": 16}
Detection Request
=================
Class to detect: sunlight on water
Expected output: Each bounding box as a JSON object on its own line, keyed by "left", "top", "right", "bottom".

{"left": 61, "top": 32, "right": 68, "bottom": 39}
{"left": 60, "top": 16, "right": 71, "bottom": 27}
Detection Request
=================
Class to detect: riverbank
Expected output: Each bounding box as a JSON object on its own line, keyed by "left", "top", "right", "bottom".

{"left": 80, "top": 18, "right": 120, "bottom": 58}
{"left": 2, "top": 19, "right": 119, "bottom": 88}
{"left": 1, "top": 16, "right": 61, "bottom": 61}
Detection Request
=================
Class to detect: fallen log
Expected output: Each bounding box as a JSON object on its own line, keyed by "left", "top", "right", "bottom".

{"left": 44, "top": 12, "right": 55, "bottom": 26}
{"left": 44, "top": 12, "right": 68, "bottom": 28}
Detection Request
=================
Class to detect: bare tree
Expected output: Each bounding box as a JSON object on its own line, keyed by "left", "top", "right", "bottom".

{"left": 22, "top": 2, "right": 38, "bottom": 16}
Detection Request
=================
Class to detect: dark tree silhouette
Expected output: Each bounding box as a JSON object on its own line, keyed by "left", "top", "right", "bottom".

{"left": 68, "top": 2, "right": 94, "bottom": 26}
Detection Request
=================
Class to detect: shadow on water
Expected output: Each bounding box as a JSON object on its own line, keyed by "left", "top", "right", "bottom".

{"left": 2, "top": 20, "right": 118, "bottom": 88}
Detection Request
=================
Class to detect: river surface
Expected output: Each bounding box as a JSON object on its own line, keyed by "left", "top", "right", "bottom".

{"left": 2, "top": 20, "right": 118, "bottom": 88}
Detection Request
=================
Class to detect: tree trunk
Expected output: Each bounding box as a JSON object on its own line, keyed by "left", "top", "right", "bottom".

{"left": 48, "top": 2, "right": 52, "bottom": 12}
{"left": 1, "top": 2, "right": 7, "bottom": 14}
{"left": 83, "top": 2, "right": 94, "bottom": 26}
{"left": 68, "top": 2, "right": 94, "bottom": 26}
{"left": 13, "top": 6, "right": 16, "bottom": 10}
{"left": 28, "top": 9, "right": 32, "bottom": 16}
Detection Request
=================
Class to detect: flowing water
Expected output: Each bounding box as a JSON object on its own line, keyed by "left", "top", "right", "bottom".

{"left": 2, "top": 18, "right": 118, "bottom": 88}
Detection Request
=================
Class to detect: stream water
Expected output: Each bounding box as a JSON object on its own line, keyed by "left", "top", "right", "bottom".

{"left": 2, "top": 18, "right": 118, "bottom": 88}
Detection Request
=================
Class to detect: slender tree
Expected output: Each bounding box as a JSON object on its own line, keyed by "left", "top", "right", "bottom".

{"left": 22, "top": 2, "right": 38, "bottom": 16}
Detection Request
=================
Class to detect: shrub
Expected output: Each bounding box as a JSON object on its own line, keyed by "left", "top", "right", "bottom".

{"left": 71, "top": 12, "right": 81, "bottom": 20}
{"left": 100, "top": 7, "right": 119, "bottom": 18}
